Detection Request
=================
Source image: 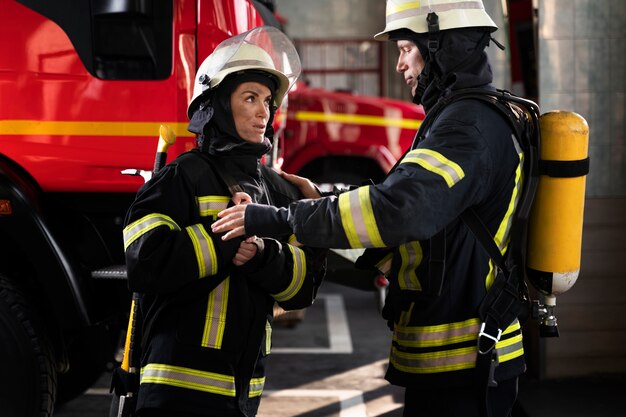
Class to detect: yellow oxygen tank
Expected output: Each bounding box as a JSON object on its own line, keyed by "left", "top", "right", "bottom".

{"left": 526, "top": 111, "right": 589, "bottom": 337}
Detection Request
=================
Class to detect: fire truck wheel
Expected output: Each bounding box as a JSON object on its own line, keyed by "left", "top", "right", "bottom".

{"left": 0, "top": 275, "right": 57, "bottom": 417}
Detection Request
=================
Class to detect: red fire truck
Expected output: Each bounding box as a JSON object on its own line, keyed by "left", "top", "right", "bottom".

{"left": 0, "top": 0, "right": 423, "bottom": 415}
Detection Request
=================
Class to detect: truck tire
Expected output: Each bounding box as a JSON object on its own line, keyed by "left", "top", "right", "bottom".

{"left": 0, "top": 275, "right": 57, "bottom": 417}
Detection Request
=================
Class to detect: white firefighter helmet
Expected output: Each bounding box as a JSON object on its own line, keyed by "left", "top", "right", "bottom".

{"left": 188, "top": 26, "right": 301, "bottom": 118}
{"left": 374, "top": 0, "right": 497, "bottom": 40}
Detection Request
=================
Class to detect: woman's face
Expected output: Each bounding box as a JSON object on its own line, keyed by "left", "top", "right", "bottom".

{"left": 231, "top": 81, "right": 272, "bottom": 143}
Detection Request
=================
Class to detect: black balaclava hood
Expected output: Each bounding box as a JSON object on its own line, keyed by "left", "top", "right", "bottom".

{"left": 192, "top": 71, "right": 278, "bottom": 158}
{"left": 390, "top": 27, "right": 494, "bottom": 113}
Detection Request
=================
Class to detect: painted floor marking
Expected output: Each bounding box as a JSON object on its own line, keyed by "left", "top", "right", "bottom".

{"left": 272, "top": 293, "right": 353, "bottom": 354}
{"left": 263, "top": 389, "right": 367, "bottom": 417}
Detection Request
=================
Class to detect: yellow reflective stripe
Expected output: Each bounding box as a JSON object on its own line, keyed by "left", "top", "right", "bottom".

{"left": 140, "top": 363, "right": 236, "bottom": 396}
{"left": 201, "top": 277, "right": 229, "bottom": 349}
{"left": 394, "top": 318, "right": 481, "bottom": 348}
{"left": 494, "top": 149, "right": 524, "bottom": 253}
{"left": 186, "top": 224, "right": 218, "bottom": 278}
{"left": 401, "top": 149, "right": 465, "bottom": 187}
{"left": 398, "top": 241, "right": 423, "bottom": 291}
{"left": 0, "top": 120, "right": 194, "bottom": 137}
{"left": 338, "top": 186, "right": 386, "bottom": 248}
{"left": 390, "top": 345, "right": 477, "bottom": 373}
{"left": 123, "top": 213, "right": 180, "bottom": 250}
{"left": 264, "top": 320, "right": 272, "bottom": 355}
{"left": 375, "top": 252, "right": 394, "bottom": 276}
{"left": 387, "top": 1, "right": 485, "bottom": 22}
{"left": 496, "top": 333, "right": 524, "bottom": 362}
{"left": 294, "top": 111, "right": 421, "bottom": 130}
{"left": 390, "top": 319, "right": 523, "bottom": 373}
{"left": 249, "top": 377, "right": 266, "bottom": 398}
{"left": 398, "top": 302, "right": 415, "bottom": 327}
{"left": 387, "top": 1, "right": 422, "bottom": 14}
{"left": 502, "top": 319, "right": 521, "bottom": 335}
{"left": 486, "top": 145, "right": 524, "bottom": 289}
{"left": 272, "top": 244, "right": 306, "bottom": 302}
{"left": 197, "top": 195, "right": 230, "bottom": 218}
{"left": 288, "top": 234, "right": 303, "bottom": 247}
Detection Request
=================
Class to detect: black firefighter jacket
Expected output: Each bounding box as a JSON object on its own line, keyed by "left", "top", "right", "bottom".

{"left": 246, "top": 97, "right": 527, "bottom": 389}
{"left": 123, "top": 149, "right": 326, "bottom": 416}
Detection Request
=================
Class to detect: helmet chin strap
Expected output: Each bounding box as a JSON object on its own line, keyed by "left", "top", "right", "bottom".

{"left": 413, "top": 12, "right": 440, "bottom": 105}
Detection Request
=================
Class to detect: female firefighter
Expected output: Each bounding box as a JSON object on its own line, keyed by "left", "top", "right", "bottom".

{"left": 122, "top": 27, "right": 326, "bottom": 417}
{"left": 212, "top": 1, "right": 529, "bottom": 416}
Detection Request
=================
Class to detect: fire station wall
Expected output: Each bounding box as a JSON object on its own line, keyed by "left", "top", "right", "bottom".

{"left": 276, "top": 0, "right": 511, "bottom": 99}
{"left": 537, "top": 0, "right": 626, "bottom": 379}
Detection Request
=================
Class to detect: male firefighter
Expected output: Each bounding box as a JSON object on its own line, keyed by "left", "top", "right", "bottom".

{"left": 213, "top": 1, "right": 526, "bottom": 415}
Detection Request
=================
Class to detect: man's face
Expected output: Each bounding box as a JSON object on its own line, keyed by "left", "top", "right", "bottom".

{"left": 395, "top": 39, "right": 425, "bottom": 97}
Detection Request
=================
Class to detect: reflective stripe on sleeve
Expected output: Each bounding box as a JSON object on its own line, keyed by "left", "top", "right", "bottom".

{"left": 186, "top": 224, "right": 218, "bottom": 278}
{"left": 401, "top": 149, "right": 465, "bottom": 188}
{"left": 375, "top": 252, "right": 394, "bottom": 276}
{"left": 338, "top": 186, "right": 386, "bottom": 248}
{"left": 272, "top": 244, "right": 306, "bottom": 302}
{"left": 288, "top": 234, "right": 304, "bottom": 247}
{"left": 201, "top": 277, "right": 229, "bottom": 349}
{"left": 398, "top": 241, "right": 423, "bottom": 291}
{"left": 123, "top": 213, "right": 180, "bottom": 251}
{"left": 197, "top": 195, "right": 230, "bottom": 218}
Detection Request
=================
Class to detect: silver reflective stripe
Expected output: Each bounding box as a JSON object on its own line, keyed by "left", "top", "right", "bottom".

{"left": 401, "top": 149, "right": 465, "bottom": 187}
{"left": 394, "top": 318, "right": 481, "bottom": 348}
{"left": 123, "top": 213, "right": 180, "bottom": 250}
{"left": 376, "top": 252, "right": 394, "bottom": 276}
{"left": 391, "top": 345, "right": 477, "bottom": 373}
{"left": 249, "top": 377, "right": 266, "bottom": 398}
{"left": 197, "top": 195, "right": 230, "bottom": 218}
{"left": 398, "top": 241, "right": 423, "bottom": 291}
{"left": 201, "top": 277, "right": 229, "bottom": 349}
{"left": 272, "top": 244, "right": 306, "bottom": 302}
{"left": 496, "top": 319, "right": 524, "bottom": 362}
{"left": 338, "top": 186, "right": 386, "bottom": 248}
{"left": 186, "top": 224, "right": 218, "bottom": 278}
{"left": 390, "top": 319, "right": 523, "bottom": 373}
{"left": 140, "top": 363, "right": 236, "bottom": 397}
{"left": 264, "top": 320, "right": 272, "bottom": 355}
{"left": 387, "top": 1, "right": 485, "bottom": 23}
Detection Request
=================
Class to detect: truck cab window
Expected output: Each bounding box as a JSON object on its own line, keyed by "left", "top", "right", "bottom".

{"left": 18, "top": 0, "right": 173, "bottom": 80}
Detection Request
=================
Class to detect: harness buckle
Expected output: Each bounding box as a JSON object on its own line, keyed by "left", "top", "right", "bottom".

{"left": 477, "top": 322, "right": 502, "bottom": 355}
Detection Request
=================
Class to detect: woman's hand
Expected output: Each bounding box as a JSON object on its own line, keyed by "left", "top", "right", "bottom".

{"left": 212, "top": 205, "right": 247, "bottom": 240}
{"left": 233, "top": 236, "right": 258, "bottom": 266}
{"left": 279, "top": 171, "right": 321, "bottom": 199}
{"left": 231, "top": 191, "right": 252, "bottom": 205}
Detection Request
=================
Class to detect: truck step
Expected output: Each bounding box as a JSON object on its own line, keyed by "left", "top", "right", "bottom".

{"left": 91, "top": 265, "right": 127, "bottom": 280}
